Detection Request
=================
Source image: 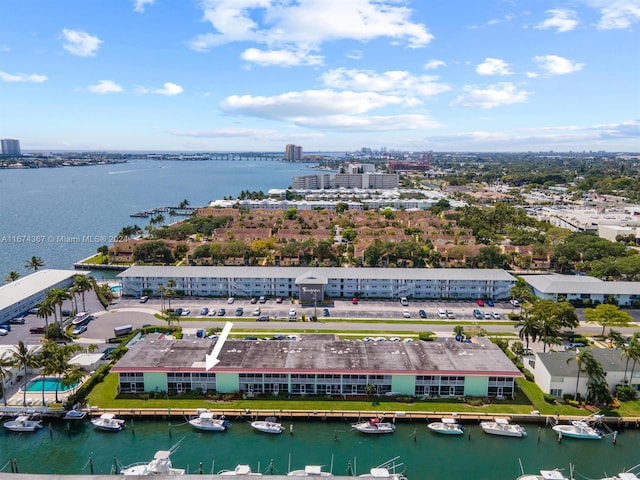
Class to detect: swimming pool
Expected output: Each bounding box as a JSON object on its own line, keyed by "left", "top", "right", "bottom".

{"left": 110, "top": 285, "right": 122, "bottom": 295}
{"left": 23, "top": 377, "right": 80, "bottom": 393}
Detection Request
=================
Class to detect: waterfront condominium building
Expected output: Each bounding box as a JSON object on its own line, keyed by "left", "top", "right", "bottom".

{"left": 285, "top": 144, "right": 303, "bottom": 161}
{"left": 117, "top": 266, "right": 516, "bottom": 302}
{"left": 113, "top": 333, "right": 522, "bottom": 399}
{"left": 1, "top": 138, "right": 21, "bottom": 156}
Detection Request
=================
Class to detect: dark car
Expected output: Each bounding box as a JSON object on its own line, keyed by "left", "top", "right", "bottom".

{"left": 485, "top": 300, "right": 495, "bottom": 307}
{"left": 218, "top": 308, "right": 226, "bottom": 316}
{"left": 473, "top": 309, "right": 483, "bottom": 319}
{"left": 30, "top": 326, "right": 45, "bottom": 334}
{"left": 174, "top": 307, "right": 183, "bottom": 316}
{"left": 250, "top": 297, "right": 258, "bottom": 304}
{"left": 323, "top": 308, "right": 330, "bottom": 317}
{"left": 234, "top": 307, "right": 243, "bottom": 316}
{"left": 418, "top": 309, "right": 427, "bottom": 319}
{"left": 259, "top": 295, "right": 267, "bottom": 304}
{"left": 256, "top": 314, "right": 270, "bottom": 322}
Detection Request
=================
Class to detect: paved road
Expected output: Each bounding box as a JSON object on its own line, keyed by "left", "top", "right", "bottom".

{"left": 5, "top": 292, "right": 639, "bottom": 355}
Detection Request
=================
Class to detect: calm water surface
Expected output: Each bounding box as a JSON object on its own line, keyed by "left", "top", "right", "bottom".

{"left": 0, "top": 160, "right": 317, "bottom": 277}
{"left": 0, "top": 418, "right": 637, "bottom": 478}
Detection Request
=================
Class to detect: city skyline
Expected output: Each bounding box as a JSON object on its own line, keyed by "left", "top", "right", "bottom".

{"left": 0, "top": 0, "right": 638, "bottom": 152}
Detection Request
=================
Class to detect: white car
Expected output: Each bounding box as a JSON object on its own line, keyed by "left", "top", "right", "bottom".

{"left": 288, "top": 308, "right": 297, "bottom": 317}
{"left": 510, "top": 299, "right": 520, "bottom": 307}
{"left": 181, "top": 308, "right": 190, "bottom": 316}
{"left": 484, "top": 312, "right": 491, "bottom": 319}
{"left": 0, "top": 328, "right": 8, "bottom": 336}
{"left": 492, "top": 311, "right": 500, "bottom": 319}
{"left": 208, "top": 308, "right": 217, "bottom": 316}
{"left": 252, "top": 307, "right": 261, "bottom": 316}
{"left": 227, "top": 297, "right": 235, "bottom": 304}
{"left": 402, "top": 309, "right": 411, "bottom": 318}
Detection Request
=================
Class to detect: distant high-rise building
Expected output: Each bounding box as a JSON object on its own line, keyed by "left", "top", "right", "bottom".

{"left": 1, "top": 138, "right": 21, "bottom": 156}
{"left": 285, "top": 144, "right": 303, "bottom": 161}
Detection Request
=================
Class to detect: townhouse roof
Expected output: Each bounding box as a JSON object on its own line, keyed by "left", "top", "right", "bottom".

{"left": 522, "top": 274, "right": 640, "bottom": 295}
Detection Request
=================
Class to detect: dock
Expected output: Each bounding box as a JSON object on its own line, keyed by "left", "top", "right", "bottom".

{"left": 130, "top": 206, "right": 198, "bottom": 218}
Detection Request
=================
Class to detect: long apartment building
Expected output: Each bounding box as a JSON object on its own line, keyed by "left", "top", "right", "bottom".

{"left": 118, "top": 266, "right": 516, "bottom": 302}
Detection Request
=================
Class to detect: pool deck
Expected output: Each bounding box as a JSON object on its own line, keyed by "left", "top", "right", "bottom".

{"left": 1, "top": 375, "right": 86, "bottom": 411}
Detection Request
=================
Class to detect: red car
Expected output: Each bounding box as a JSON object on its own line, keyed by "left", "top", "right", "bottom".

{"left": 476, "top": 299, "right": 485, "bottom": 307}
{"left": 352, "top": 297, "right": 359, "bottom": 304}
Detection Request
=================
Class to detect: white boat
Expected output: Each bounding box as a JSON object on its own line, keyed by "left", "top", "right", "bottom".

{"left": 121, "top": 450, "right": 185, "bottom": 476}
{"left": 427, "top": 417, "right": 464, "bottom": 435}
{"left": 250, "top": 417, "right": 284, "bottom": 434}
{"left": 358, "top": 468, "right": 406, "bottom": 480}
{"left": 600, "top": 470, "right": 640, "bottom": 480}
{"left": 219, "top": 465, "right": 263, "bottom": 476}
{"left": 352, "top": 418, "right": 395, "bottom": 434}
{"left": 188, "top": 411, "right": 231, "bottom": 432}
{"left": 63, "top": 407, "right": 87, "bottom": 420}
{"left": 3, "top": 415, "right": 43, "bottom": 432}
{"left": 517, "top": 470, "right": 571, "bottom": 480}
{"left": 552, "top": 420, "right": 602, "bottom": 439}
{"left": 480, "top": 418, "right": 527, "bottom": 438}
{"left": 287, "top": 465, "right": 333, "bottom": 477}
{"left": 91, "top": 413, "right": 125, "bottom": 432}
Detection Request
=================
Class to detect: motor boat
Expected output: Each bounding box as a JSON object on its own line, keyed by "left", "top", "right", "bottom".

{"left": 63, "top": 407, "right": 87, "bottom": 420}
{"left": 600, "top": 472, "right": 640, "bottom": 480}
{"left": 250, "top": 417, "right": 284, "bottom": 434}
{"left": 91, "top": 413, "right": 125, "bottom": 432}
{"left": 427, "top": 417, "right": 464, "bottom": 435}
{"left": 480, "top": 418, "right": 527, "bottom": 438}
{"left": 358, "top": 468, "right": 406, "bottom": 480}
{"left": 188, "top": 410, "right": 231, "bottom": 432}
{"left": 552, "top": 420, "right": 602, "bottom": 439}
{"left": 517, "top": 470, "right": 571, "bottom": 480}
{"left": 219, "top": 465, "right": 263, "bottom": 476}
{"left": 287, "top": 465, "right": 333, "bottom": 477}
{"left": 121, "top": 450, "right": 185, "bottom": 476}
{"left": 3, "top": 415, "right": 43, "bottom": 432}
{"left": 352, "top": 418, "right": 395, "bottom": 434}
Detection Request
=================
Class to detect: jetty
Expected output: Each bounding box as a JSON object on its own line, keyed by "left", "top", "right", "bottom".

{"left": 130, "top": 205, "right": 198, "bottom": 218}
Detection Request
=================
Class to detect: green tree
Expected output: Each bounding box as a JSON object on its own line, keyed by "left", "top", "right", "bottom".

{"left": 165, "top": 278, "right": 177, "bottom": 312}
{"left": 567, "top": 348, "right": 592, "bottom": 401}
{"left": 25, "top": 256, "right": 45, "bottom": 272}
{"left": 0, "top": 352, "right": 14, "bottom": 406}
{"left": 73, "top": 274, "right": 93, "bottom": 312}
{"left": 516, "top": 312, "right": 540, "bottom": 351}
{"left": 47, "top": 288, "right": 72, "bottom": 325}
{"left": 11, "top": 341, "right": 38, "bottom": 407}
{"left": 584, "top": 304, "right": 633, "bottom": 337}
{"left": 36, "top": 298, "right": 55, "bottom": 330}
{"left": 4, "top": 271, "right": 21, "bottom": 283}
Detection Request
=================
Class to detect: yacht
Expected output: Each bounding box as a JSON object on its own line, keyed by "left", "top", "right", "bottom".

{"left": 352, "top": 418, "right": 395, "bottom": 434}
{"left": 91, "top": 413, "right": 125, "bottom": 432}
{"left": 427, "top": 417, "right": 464, "bottom": 435}
{"left": 188, "top": 410, "right": 231, "bottom": 432}
{"left": 552, "top": 420, "right": 602, "bottom": 440}
{"left": 219, "top": 465, "right": 263, "bottom": 476}
{"left": 250, "top": 417, "right": 284, "bottom": 434}
{"left": 480, "top": 418, "right": 527, "bottom": 438}
{"left": 517, "top": 470, "right": 571, "bottom": 480}
{"left": 3, "top": 415, "right": 43, "bottom": 432}
{"left": 121, "top": 450, "right": 185, "bottom": 476}
{"left": 600, "top": 472, "right": 640, "bottom": 480}
{"left": 287, "top": 465, "right": 333, "bottom": 477}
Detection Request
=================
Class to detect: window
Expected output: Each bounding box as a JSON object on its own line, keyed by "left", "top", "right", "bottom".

{"left": 550, "top": 389, "right": 563, "bottom": 397}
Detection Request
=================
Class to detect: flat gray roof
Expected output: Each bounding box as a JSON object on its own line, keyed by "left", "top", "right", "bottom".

{"left": 113, "top": 335, "right": 521, "bottom": 377}
{"left": 522, "top": 274, "right": 640, "bottom": 295}
{"left": 118, "top": 266, "right": 515, "bottom": 282}
{"left": 536, "top": 348, "right": 627, "bottom": 376}
{"left": 0, "top": 269, "right": 81, "bottom": 311}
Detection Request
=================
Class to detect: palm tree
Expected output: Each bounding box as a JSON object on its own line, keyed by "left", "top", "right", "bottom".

{"left": 567, "top": 348, "right": 593, "bottom": 401}
{"left": 36, "top": 297, "right": 55, "bottom": 330}
{"left": 49, "top": 344, "right": 82, "bottom": 403}
{"left": 4, "top": 271, "right": 21, "bottom": 283}
{"left": 0, "top": 352, "right": 14, "bottom": 407}
{"left": 48, "top": 288, "right": 72, "bottom": 325}
{"left": 516, "top": 312, "right": 540, "bottom": 352}
{"left": 11, "top": 341, "right": 38, "bottom": 407}
{"left": 25, "top": 256, "right": 45, "bottom": 272}
{"left": 73, "top": 274, "right": 93, "bottom": 312}
{"left": 166, "top": 278, "right": 176, "bottom": 311}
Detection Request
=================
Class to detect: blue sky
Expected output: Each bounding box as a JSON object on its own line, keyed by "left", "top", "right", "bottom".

{"left": 1, "top": 0, "right": 639, "bottom": 152}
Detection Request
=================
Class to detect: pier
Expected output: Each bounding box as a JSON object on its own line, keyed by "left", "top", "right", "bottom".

{"left": 130, "top": 206, "right": 198, "bottom": 218}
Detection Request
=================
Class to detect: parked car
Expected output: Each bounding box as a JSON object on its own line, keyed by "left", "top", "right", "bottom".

{"left": 289, "top": 308, "right": 297, "bottom": 318}
{"left": 250, "top": 297, "right": 258, "bottom": 304}
{"left": 256, "top": 314, "right": 270, "bottom": 322}
{"left": 208, "top": 308, "right": 217, "bottom": 316}
{"left": 10, "top": 316, "right": 26, "bottom": 324}
{"left": 218, "top": 308, "right": 226, "bottom": 316}
{"left": 475, "top": 299, "right": 485, "bottom": 307}
{"left": 30, "top": 325, "right": 45, "bottom": 334}
{"left": 352, "top": 297, "right": 358, "bottom": 304}
{"left": 200, "top": 307, "right": 209, "bottom": 316}
{"left": 492, "top": 311, "right": 500, "bottom": 319}
{"left": 0, "top": 328, "right": 8, "bottom": 336}
{"left": 446, "top": 310, "right": 455, "bottom": 319}
{"left": 259, "top": 295, "right": 267, "bottom": 304}
{"left": 139, "top": 296, "right": 149, "bottom": 303}
{"left": 252, "top": 307, "right": 261, "bottom": 316}
{"left": 227, "top": 297, "right": 235, "bottom": 304}
{"left": 473, "top": 309, "right": 483, "bottom": 319}
{"left": 437, "top": 308, "right": 447, "bottom": 319}
{"left": 276, "top": 297, "right": 283, "bottom": 304}
{"left": 400, "top": 297, "right": 409, "bottom": 306}
{"left": 484, "top": 312, "right": 491, "bottom": 319}
{"left": 510, "top": 299, "right": 520, "bottom": 307}
{"left": 418, "top": 309, "right": 427, "bottom": 319}
{"left": 72, "top": 324, "right": 87, "bottom": 335}
{"left": 181, "top": 308, "right": 190, "bottom": 316}
{"left": 323, "top": 308, "right": 330, "bottom": 317}
{"left": 485, "top": 300, "right": 495, "bottom": 307}
{"left": 402, "top": 309, "right": 410, "bottom": 318}
{"left": 174, "top": 308, "right": 183, "bottom": 316}
{"left": 234, "top": 307, "right": 243, "bottom": 316}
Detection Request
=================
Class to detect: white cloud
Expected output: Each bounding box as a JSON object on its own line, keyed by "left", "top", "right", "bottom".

{"left": 0, "top": 70, "right": 47, "bottom": 83}
{"left": 241, "top": 48, "right": 324, "bottom": 66}
{"left": 595, "top": 0, "right": 640, "bottom": 29}
{"left": 535, "top": 9, "right": 579, "bottom": 33}
{"left": 347, "top": 50, "right": 363, "bottom": 60}
{"left": 320, "top": 68, "right": 450, "bottom": 97}
{"left": 87, "top": 80, "right": 123, "bottom": 94}
{"left": 476, "top": 58, "right": 513, "bottom": 76}
{"left": 133, "top": 0, "right": 156, "bottom": 13}
{"left": 62, "top": 29, "right": 102, "bottom": 57}
{"left": 189, "top": 0, "right": 433, "bottom": 57}
{"left": 221, "top": 89, "right": 415, "bottom": 119}
{"left": 449, "top": 83, "right": 531, "bottom": 109}
{"left": 155, "top": 82, "right": 184, "bottom": 96}
{"left": 534, "top": 55, "right": 584, "bottom": 74}
{"left": 424, "top": 59, "right": 446, "bottom": 70}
